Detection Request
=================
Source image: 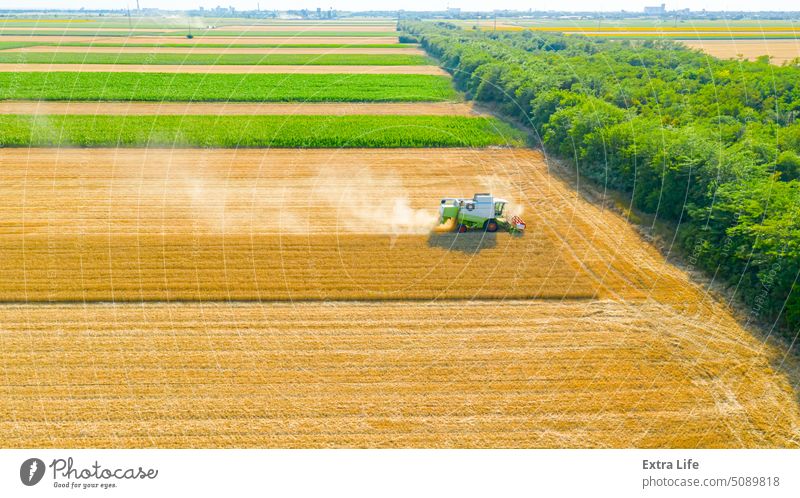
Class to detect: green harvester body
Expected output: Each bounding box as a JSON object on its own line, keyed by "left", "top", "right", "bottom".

{"left": 438, "top": 193, "right": 526, "bottom": 234}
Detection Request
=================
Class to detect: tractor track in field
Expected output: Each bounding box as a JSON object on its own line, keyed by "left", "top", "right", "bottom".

{"left": 0, "top": 101, "right": 479, "bottom": 116}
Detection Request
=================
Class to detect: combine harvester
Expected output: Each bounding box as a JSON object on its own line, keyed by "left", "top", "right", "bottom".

{"left": 438, "top": 193, "right": 526, "bottom": 234}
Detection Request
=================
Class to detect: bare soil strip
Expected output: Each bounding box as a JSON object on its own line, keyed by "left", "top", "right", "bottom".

{"left": 683, "top": 39, "right": 800, "bottom": 65}
{"left": 0, "top": 63, "right": 446, "bottom": 75}
{"left": 6, "top": 45, "right": 425, "bottom": 55}
{"left": 0, "top": 101, "right": 477, "bottom": 116}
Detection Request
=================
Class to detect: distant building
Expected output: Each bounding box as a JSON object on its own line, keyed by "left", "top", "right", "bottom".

{"left": 644, "top": 3, "right": 666, "bottom": 15}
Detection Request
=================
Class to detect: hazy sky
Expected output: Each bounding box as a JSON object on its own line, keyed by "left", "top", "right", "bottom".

{"left": 7, "top": 1, "right": 799, "bottom": 12}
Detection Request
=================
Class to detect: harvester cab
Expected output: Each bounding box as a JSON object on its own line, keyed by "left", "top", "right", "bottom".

{"left": 439, "top": 193, "right": 526, "bottom": 234}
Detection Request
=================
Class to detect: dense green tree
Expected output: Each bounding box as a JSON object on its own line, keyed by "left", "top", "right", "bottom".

{"left": 402, "top": 20, "right": 800, "bottom": 335}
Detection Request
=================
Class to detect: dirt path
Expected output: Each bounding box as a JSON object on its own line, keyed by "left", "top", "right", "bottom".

{"left": 5, "top": 45, "right": 425, "bottom": 55}
{"left": 1, "top": 147, "right": 798, "bottom": 448}
{"left": 683, "top": 39, "right": 800, "bottom": 65}
{"left": 0, "top": 101, "right": 476, "bottom": 116}
{"left": 0, "top": 63, "right": 446, "bottom": 75}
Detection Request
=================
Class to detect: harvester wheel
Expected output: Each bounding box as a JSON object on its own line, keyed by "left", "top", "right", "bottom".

{"left": 456, "top": 224, "right": 468, "bottom": 233}
{"left": 485, "top": 220, "right": 498, "bottom": 233}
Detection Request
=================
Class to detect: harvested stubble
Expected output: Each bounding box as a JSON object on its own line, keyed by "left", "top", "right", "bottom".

{"left": 1, "top": 301, "right": 798, "bottom": 448}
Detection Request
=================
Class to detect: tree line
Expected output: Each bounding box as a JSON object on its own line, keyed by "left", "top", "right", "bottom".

{"left": 402, "top": 21, "right": 800, "bottom": 336}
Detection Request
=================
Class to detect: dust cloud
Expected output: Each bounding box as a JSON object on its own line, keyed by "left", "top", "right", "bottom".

{"left": 312, "top": 166, "right": 438, "bottom": 235}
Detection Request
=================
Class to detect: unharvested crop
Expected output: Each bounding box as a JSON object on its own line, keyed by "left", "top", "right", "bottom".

{"left": 0, "top": 72, "right": 458, "bottom": 102}
{"left": 0, "top": 52, "right": 431, "bottom": 66}
{"left": 0, "top": 115, "right": 523, "bottom": 148}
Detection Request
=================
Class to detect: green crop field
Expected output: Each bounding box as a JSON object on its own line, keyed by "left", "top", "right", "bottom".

{"left": 0, "top": 72, "right": 458, "bottom": 102}
{"left": 164, "top": 31, "right": 399, "bottom": 37}
{"left": 48, "top": 42, "right": 415, "bottom": 48}
{"left": 0, "top": 30, "right": 396, "bottom": 37}
{"left": 0, "top": 52, "right": 430, "bottom": 65}
{"left": 0, "top": 41, "right": 44, "bottom": 50}
{"left": 0, "top": 114, "right": 524, "bottom": 148}
{"left": 0, "top": 30, "right": 168, "bottom": 36}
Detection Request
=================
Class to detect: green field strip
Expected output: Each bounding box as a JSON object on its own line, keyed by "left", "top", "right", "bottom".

{"left": 0, "top": 30, "right": 397, "bottom": 37}
{"left": 0, "top": 30, "right": 172, "bottom": 36}
{"left": 0, "top": 41, "right": 43, "bottom": 50}
{"left": 48, "top": 42, "right": 415, "bottom": 48}
{"left": 0, "top": 52, "right": 431, "bottom": 66}
{"left": 0, "top": 72, "right": 459, "bottom": 102}
{"left": 0, "top": 114, "right": 523, "bottom": 148}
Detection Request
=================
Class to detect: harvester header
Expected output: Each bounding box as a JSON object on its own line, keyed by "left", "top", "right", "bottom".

{"left": 438, "top": 193, "right": 526, "bottom": 234}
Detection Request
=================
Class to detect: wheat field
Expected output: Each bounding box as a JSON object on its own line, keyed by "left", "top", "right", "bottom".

{"left": 2, "top": 148, "right": 799, "bottom": 447}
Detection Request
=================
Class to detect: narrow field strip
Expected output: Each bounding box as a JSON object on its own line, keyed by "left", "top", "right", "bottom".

{"left": 5, "top": 46, "right": 425, "bottom": 55}
{"left": 221, "top": 25, "right": 396, "bottom": 32}
{"left": 14, "top": 42, "right": 415, "bottom": 49}
{"left": 0, "top": 114, "right": 523, "bottom": 148}
{"left": 0, "top": 73, "right": 458, "bottom": 102}
{"left": 159, "top": 31, "right": 400, "bottom": 37}
{"left": 0, "top": 101, "right": 479, "bottom": 116}
{"left": 0, "top": 30, "right": 171, "bottom": 36}
{"left": 0, "top": 63, "right": 446, "bottom": 74}
{"left": 1, "top": 301, "right": 797, "bottom": 448}
{"left": 0, "top": 30, "right": 397, "bottom": 37}
{"left": 0, "top": 27, "right": 177, "bottom": 33}
{"left": 0, "top": 36, "right": 400, "bottom": 44}
{"left": 0, "top": 41, "right": 44, "bottom": 50}
{"left": 0, "top": 52, "right": 431, "bottom": 65}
